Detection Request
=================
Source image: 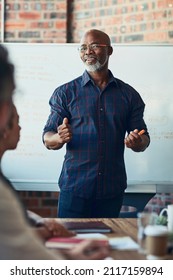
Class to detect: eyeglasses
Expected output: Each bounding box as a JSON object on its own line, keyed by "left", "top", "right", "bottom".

{"left": 78, "top": 44, "right": 110, "bottom": 53}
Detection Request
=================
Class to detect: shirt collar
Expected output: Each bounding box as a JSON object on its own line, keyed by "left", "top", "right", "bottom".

{"left": 81, "top": 70, "right": 118, "bottom": 87}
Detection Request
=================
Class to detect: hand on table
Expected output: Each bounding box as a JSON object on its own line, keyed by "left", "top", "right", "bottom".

{"left": 35, "top": 219, "right": 75, "bottom": 240}
{"left": 62, "top": 239, "right": 110, "bottom": 260}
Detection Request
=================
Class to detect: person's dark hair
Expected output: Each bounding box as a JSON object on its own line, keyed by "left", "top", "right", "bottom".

{"left": 0, "top": 45, "right": 15, "bottom": 103}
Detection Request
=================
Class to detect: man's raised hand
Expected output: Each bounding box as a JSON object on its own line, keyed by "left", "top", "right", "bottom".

{"left": 57, "top": 117, "right": 72, "bottom": 144}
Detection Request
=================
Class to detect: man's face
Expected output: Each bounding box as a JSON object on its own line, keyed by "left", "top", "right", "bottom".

{"left": 79, "top": 32, "right": 111, "bottom": 72}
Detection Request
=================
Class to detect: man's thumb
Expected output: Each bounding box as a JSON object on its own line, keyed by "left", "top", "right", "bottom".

{"left": 63, "top": 117, "right": 68, "bottom": 125}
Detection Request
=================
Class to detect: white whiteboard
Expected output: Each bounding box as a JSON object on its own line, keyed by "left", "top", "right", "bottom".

{"left": 1, "top": 43, "right": 173, "bottom": 191}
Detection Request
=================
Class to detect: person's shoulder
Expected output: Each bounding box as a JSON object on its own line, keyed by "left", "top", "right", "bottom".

{"left": 115, "top": 77, "right": 132, "bottom": 88}
{"left": 0, "top": 176, "right": 15, "bottom": 205}
{"left": 55, "top": 74, "right": 83, "bottom": 91}
{"left": 115, "top": 77, "right": 140, "bottom": 95}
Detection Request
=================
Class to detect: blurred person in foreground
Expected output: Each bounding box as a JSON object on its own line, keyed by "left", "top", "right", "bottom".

{"left": 43, "top": 29, "right": 150, "bottom": 218}
{"left": 0, "top": 44, "right": 110, "bottom": 260}
{"left": 0, "top": 104, "right": 74, "bottom": 240}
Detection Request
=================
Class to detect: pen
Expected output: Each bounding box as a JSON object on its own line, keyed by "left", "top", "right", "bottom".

{"left": 138, "top": 129, "right": 145, "bottom": 136}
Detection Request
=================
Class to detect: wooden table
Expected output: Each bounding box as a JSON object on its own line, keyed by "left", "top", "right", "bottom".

{"left": 55, "top": 218, "right": 146, "bottom": 260}
{"left": 54, "top": 218, "right": 173, "bottom": 260}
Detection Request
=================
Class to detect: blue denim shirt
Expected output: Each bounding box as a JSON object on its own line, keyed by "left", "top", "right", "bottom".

{"left": 43, "top": 70, "right": 149, "bottom": 199}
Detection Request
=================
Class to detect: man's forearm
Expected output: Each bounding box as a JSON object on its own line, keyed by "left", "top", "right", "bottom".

{"left": 43, "top": 131, "right": 64, "bottom": 150}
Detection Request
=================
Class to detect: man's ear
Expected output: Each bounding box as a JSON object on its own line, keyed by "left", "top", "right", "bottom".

{"left": 108, "top": 46, "right": 113, "bottom": 56}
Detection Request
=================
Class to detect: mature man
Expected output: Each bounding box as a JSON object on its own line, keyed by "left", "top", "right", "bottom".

{"left": 43, "top": 29, "right": 150, "bottom": 218}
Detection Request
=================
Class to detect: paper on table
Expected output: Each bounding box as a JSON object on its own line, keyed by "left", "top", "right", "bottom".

{"left": 109, "top": 236, "right": 139, "bottom": 250}
{"left": 76, "top": 233, "right": 108, "bottom": 240}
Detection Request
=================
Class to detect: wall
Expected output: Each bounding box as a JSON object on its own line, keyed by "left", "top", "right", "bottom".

{"left": 4, "top": 0, "right": 67, "bottom": 43}
{"left": 72, "top": 0, "right": 173, "bottom": 43}
{"left": 18, "top": 190, "right": 59, "bottom": 217}
{"left": 17, "top": 190, "right": 173, "bottom": 218}
{"left": 1, "top": 0, "right": 173, "bottom": 44}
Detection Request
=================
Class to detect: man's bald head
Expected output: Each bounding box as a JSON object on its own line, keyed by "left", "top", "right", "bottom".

{"left": 80, "top": 29, "right": 111, "bottom": 46}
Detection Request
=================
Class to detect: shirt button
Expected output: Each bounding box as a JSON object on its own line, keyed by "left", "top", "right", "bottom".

{"left": 98, "top": 172, "right": 102, "bottom": 176}
{"left": 100, "top": 108, "right": 103, "bottom": 111}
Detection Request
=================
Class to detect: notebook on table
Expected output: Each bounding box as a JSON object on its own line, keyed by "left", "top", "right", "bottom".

{"left": 62, "top": 221, "right": 113, "bottom": 233}
{"left": 45, "top": 236, "right": 108, "bottom": 249}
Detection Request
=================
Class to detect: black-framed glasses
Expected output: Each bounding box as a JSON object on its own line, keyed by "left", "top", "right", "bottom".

{"left": 78, "top": 44, "right": 110, "bottom": 53}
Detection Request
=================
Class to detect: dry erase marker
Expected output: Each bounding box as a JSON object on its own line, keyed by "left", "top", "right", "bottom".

{"left": 138, "top": 129, "right": 145, "bottom": 135}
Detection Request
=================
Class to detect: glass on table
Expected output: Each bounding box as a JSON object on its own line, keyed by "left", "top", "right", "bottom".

{"left": 137, "top": 212, "right": 158, "bottom": 254}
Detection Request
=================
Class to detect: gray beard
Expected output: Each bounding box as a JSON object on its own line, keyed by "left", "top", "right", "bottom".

{"left": 83, "top": 55, "right": 108, "bottom": 72}
{"left": 84, "top": 61, "right": 102, "bottom": 72}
